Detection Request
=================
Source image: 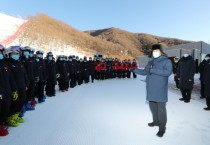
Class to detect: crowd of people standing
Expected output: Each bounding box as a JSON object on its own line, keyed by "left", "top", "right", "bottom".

{"left": 172, "top": 50, "right": 210, "bottom": 110}
{"left": 0, "top": 44, "right": 138, "bottom": 136}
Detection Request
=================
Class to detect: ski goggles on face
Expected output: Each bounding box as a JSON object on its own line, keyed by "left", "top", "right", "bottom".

{"left": 11, "top": 46, "right": 21, "bottom": 52}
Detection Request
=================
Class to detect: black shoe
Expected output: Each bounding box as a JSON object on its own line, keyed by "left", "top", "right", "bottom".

{"left": 148, "top": 122, "right": 159, "bottom": 127}
{"left": 203, "top": 107, "right": 210, "bottom": 111}
{"left": 184, "top": 100, "right": 190, "bottom": 103}
{"left": 156, "top": 131, "right": 165, "bottom": 137}
{"left": 179, "top": 98, "right": 185, "bottom": 101}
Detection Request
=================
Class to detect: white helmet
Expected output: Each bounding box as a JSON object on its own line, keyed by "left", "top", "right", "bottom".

{"left": 3, "top": 46, "right": 20, "bottom": 58}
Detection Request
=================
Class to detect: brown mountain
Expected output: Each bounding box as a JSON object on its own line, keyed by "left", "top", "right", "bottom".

{"left": 19, "top": 14, "right": 192, "bottom": 59}
{"left": 85, "top": 27, "right": 192, "bottom": 56}
{"left": 19, "top": 14, "right": 133, "bottom": 59}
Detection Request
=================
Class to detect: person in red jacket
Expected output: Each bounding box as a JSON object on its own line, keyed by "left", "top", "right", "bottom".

{"left": 113, "top": 58, "right": 119, "bottom": 78}
{"left": 99, "top": 59, "right": 107, "bottom": 80}
{"left": 131, "top": 59, "right": 138, "bottom": 78}
{"left": 122, "top": 60, "right": 127, "bottom": 78}
{"left": 117, "top": 60, "right": 122, "bottom": 78}
{"left": 95, "top": 60, "right": 101, "bottom": 80}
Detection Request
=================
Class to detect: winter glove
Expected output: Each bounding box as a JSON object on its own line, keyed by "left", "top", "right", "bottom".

{"left": 11, "top": 91, "right": 18, "bottom": 101}
{"left": 129, "top": 68, "right": 135, "bottom": 72}
{"left": 56, "top": 74, "right": 61, "bottom": 78}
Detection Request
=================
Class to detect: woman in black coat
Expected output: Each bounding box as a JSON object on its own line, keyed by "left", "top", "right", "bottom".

{"left": 177, "top": 50, "right": 196, "bottom": 103}
{"left": 202, "top": 54, "right": 210, "bottom": 110}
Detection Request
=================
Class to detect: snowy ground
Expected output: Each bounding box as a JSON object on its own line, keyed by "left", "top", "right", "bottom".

{"left": 0, "top": 75, "right": 210, "bottom": 145}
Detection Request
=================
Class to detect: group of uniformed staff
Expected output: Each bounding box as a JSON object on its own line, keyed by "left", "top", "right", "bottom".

{"left": 0, "top": 44, "right": 138, "bottom": 136}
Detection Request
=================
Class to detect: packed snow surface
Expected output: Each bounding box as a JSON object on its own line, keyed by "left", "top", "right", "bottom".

{"left": 0, "top": 76, "right": 210, "bottom": 145}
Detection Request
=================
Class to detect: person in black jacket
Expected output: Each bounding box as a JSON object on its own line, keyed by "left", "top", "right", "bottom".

{"left": 82, "top": 56, "right": 90, "bottom": 84}
{"left": 4, "top": 46, "right": 28, "bottom": 124}
{"left": 202, "top": 54, "right": 210, "bottom": 110}
{"left": 198, "top": 55, "right": 209, "bottom": 99}
{"left": 172, "top": 57, "right": 180, "bottom": 90}
{"left": 45, "top": 52, "right": 57, "bottom": 97}
{"left": 77, "top": 58, "right": 84, "bottom": 85}
{"left": 56, "top": 55, "right": 69, "bottom": 92}
{"left": 177, "top": 50, "right": 196, "bottom": 103}
{"left": 0, "top": 45, "right": 17, "bottom": 135}
{"left": 34, "top": 50, "right": 47, "bottom": 103}
{"left": 68, "top": 55, "right": 77, "bottom": 88}
{"left": 28, "top": 47, "right": 38, "bottom": 107}
{"left": 20, "top": 46, "right": 37, "bottom": 111}
{"left": 88, "top": 57, "right": 96, "bottom": 83}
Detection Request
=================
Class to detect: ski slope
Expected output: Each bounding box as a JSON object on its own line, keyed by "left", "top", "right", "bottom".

{"left": 0, "top": 76, "right": 210, "bottom": 145}
{"left": 0, "top": 13, "right": 26, "bottom": 45}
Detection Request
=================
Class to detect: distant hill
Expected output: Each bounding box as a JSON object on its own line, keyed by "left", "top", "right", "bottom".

{"left": 19, "top": 14, "right": 134, "bottom": 59}
{"left": 85, "top": 27, "right": 192, "bottom": 56}
{"left": 0, "top": 13, "right": 192, "bottom": 59}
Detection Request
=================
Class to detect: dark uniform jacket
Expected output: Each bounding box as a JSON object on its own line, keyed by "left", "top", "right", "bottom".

{"left": 203, "top": 59, "right": 210, "bottom": 97}
{"left": 7, "top": 59, "right": 29, "bottom": 89}
{"left": 177, "top": 56, "right": 196, "bottom": 89}
{"left": 0, "top": 60, "right": 17, "bottom": 98}
{"left": 56, "top": 60, "right": 69, "bottom": 83}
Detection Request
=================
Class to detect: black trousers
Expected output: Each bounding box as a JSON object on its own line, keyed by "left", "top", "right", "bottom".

{"left": 117, "top": 70, "right": 122, "bottom": 78}
{"left": 18, "top": 88, "right": 26, "bottom": 112}
{"left": 206, "top": 96, "right": 210, "bottom": 108}
{"left": 100, "top": 70, "right": 106, "bottom": 80}
{"left": 200, "top": 81, "right": 205, "bottom": 98}
{"left": 174, "top": 78, "right": 180, "bottom": 89}
{"left": 132, "top": 72, "right": 137, "bottom": 78}
{"left": 26, "top": 81, "right": 35, "bottom": 101}
{"left": 70, "top": 74, "right": 76, "bottom": 88}
{"left": 127, "top": 70, "right": 131, "bottom": 78}
{"left": 113, "top": 70, "right": 117, "bottom": 78}
{"left": 45, "top": 81, "right": 56, "bottom": 96}
{"left": 180, "top": 89, "right": 192, "bottom": 101}
{"left": 90, "top": 73, "right": 95, "bottom": 82}
{"left": 35, "top": 81, "right": 45, "bottom": 100}
{"left": 122, "top": 70, "right": 126, "bottom": 78}
{"left": 149, "top": 101, "right": 167, "bottom": 131}
{"left": 0, "top": 95, "right": 11, "bottom": 123}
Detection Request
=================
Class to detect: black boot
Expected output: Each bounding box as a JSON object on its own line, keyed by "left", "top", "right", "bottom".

{"left": 179, "top": 98, "right": 185, "bottom": 101}
{"left": 203, "top": 107, "right": 210, "bottom": 111}
{"left": 156, "top": 130, "right": 165, "bottom": 137}
{"left": 148, "top": 122, "right": 159, "bottom": 127}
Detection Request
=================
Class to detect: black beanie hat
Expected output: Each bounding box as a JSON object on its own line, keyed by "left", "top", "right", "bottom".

{"left": 152, "top": 44, "right": 163, "bottom": 51}
{"left": 206, "top": 54, "right": 210, "bottom": 57}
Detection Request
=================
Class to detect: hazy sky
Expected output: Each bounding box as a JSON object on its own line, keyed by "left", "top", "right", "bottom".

{"left": 1, "top": 0, "right": 210, "bottom": 42}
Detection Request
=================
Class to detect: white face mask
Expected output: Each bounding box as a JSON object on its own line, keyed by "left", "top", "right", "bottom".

{"left": 205, "top": 57, "right": 210, "bottom": 61}
{"left": 152, "top": 51, "right": 161, "bottom": 58}
{"left": 183, "top": 54, "right": 189, "bottom": 57}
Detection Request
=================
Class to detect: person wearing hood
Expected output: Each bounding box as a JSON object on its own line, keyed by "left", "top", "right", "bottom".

{"left": 130, "top": 44, "right": 172, "bottom": 137}
{"left": 177, "top": 50, "right": 196, "bottom": 103}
